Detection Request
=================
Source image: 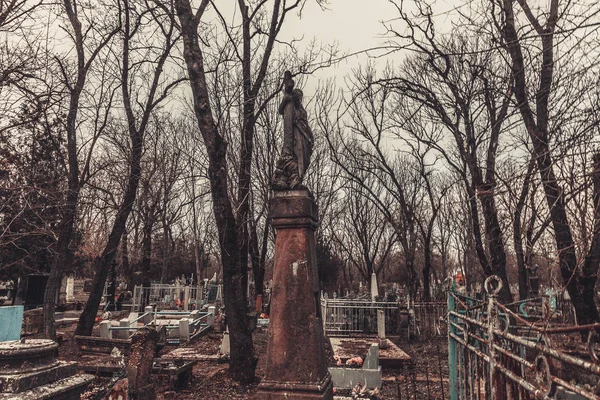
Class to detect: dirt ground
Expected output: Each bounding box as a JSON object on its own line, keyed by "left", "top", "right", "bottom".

{"left": 48, "top": 323, "right": 449, "bottom": 400}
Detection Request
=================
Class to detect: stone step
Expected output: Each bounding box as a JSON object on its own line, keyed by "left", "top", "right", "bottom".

{"left": 0, "top": 361, "right": 77, "bottom": 393}
{"left": 0, "top": 373, "right": 94, "bottom": 400}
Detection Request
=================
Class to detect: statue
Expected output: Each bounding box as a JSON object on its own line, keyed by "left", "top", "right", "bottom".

{"left": 271, "top": 71, "right": 314, "bottom": 190}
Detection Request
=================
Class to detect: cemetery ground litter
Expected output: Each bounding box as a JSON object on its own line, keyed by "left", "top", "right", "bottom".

{"left": 44, "top": 321, "right": 449, "bottom": 399}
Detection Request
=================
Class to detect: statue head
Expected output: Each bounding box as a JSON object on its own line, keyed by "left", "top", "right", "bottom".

{"left": 283, "top": 70, "right": 294, "bottom": 94}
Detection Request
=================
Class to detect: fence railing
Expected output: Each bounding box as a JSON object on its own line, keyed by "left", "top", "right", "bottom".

{"left": 320, "top": 297, "right": 447, "bottom": 338}
{"left": 448, "top": 275, "right": 600, "bottom": 400}
{"left": 131, "top": 283, "right": 219, "bottom": 312}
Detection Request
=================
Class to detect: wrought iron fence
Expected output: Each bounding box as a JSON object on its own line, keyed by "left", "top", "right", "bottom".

{"left": 132, "top": 284, "right": 207, "bottom": 312}
{"left": 413, "top": 301, "right": 447, "bottom": 337}
{"left": 448, "top": 275, "right": 600, "bottom": 400}
{"left": 320, "top": 297, "right": 447, "bottom": 338}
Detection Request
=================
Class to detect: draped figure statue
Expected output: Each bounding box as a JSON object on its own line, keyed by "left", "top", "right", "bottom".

{"left": 271, "top": 71, "right": 314, "bottom": 190}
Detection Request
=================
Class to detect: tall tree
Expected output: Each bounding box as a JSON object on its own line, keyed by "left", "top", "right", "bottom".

{"left": 379, "top": 14, "right": 515, "bottom": 300}
{"left": 43, "top": 0, "right": 121, "bottom": 339}
{"left": 498, "top": 0, "right": 600, "bottom": 324}
{"left": 76, "top": 0, "right": 180, "bottom": 334}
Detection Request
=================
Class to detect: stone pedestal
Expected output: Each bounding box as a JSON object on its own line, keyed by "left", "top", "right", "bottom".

{"left": 257, "top": 189, "right": 333, "bottom": 400}
{"left": 0, "top": 339, "right": 93, "bottom": 399}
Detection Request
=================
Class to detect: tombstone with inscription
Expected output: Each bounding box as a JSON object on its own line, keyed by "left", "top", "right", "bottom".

{"left": 257, "top": 71, "right": 332, "bottom": 400}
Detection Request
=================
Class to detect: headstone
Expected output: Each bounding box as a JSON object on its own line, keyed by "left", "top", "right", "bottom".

{"left": 216, "top": 284, "right": 223, "bottom": 303}
{"left": 119, "top": 319, "right": 130, "bottom": 339}
{"left": 370, "top": 272, "right": 378, "bottom": 302}
{"left": 377, "top": 310, "right": 385, "bottom": 340}
{"left": 364, "top": 343, "right": 380, "bottom": 369}
{"left": 59, "top": 276, "right": 68, "bottom": 304}
{"left": 207, "top": 306, "right": 216, "bottom": 327}
{"left": 99, "top": 320, "right": 112, "bottom": 339}
{"left": 66, "top": 276, "right": 75, "bottom": 302}
{"left": 219, "top": 326, "right": 230, "bottom": 356}
{"left": 23, "top": 274, "right": 48, "bottom": 307}
{"left": 143, "top": 306, "right": 153, "bottom": 325}
{"left": 179, "top": 319, "right": 190, "bottom": 342}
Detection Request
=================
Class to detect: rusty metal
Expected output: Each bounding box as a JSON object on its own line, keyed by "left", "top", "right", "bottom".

{"left": 448, "top": 275, "right": 600, "bottom": 400}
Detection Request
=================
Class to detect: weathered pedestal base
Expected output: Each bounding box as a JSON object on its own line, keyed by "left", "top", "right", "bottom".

{"left": 256, "top": 189, "right": 333, "bottom": 400}
{"left": 258, "top": 374, "right": 334, "bottom": 400}
{"left": 0, "top": 339, "right": 93, "bottom": 400}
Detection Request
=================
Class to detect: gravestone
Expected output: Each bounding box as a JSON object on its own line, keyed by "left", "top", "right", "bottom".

{"left": 377, "top": 310, "right": 385, "bottom": 340}
{"left": 256, "top": 190, "right": 333, "bottom": 400}
{"left": 66, "top": 276, "right": 75, "bottom": 302}
{"left": 370, "top": 272, "right": 378, "bottom": 301}
{"left": 257, "top": 71, "right": 332, "bottom": 400}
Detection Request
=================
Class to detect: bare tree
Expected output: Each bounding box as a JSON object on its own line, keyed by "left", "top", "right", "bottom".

{"left": 377, "top": 14, "right": 516, "bottom": 301}
{"left": 497, "top": 0, "right": 600, "bottom": 324}
{"left": 76, "top": 0, "right": 181, "bottom": 335}
{"left": 41, "top": 0, "right": 121, "bottom": 339}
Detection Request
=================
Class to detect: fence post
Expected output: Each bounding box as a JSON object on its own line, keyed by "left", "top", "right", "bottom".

{"left": 448, "top": 289, "right": 458, "bottom": 400}
{"left": 99, "top": 320, "right": 112, "bottom": 339}
{"left": 118, "top": 319, "right": 130, "bottom": 339}
{"left": 321, "top": 298, "right": 327, "bottom": 335}
{"left": 485, "top": 275, "right": 504, "bottom": 400}
{"left": 143, "top": 306, "right": 153, "bottom": 325}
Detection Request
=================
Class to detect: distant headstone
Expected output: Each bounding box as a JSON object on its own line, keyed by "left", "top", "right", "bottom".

{"left": 364, "top": 343, "right": 380, "bottom": 370}
{"left": 371, "top": 272, "right": 379, "bottom": 301}
{"left": 219, "top": 326, "right": 230, "bottom": 356}
{"left": 66, "top": 277, "right": 75, "bottom": 302}
{"left": 99, "top": 320, "right": 112, "bottom": 339}
{"left": 377, "top": 310, "right": 385, "bottom": 340}
{"left": 207, "top": 306, "right": 216, "bottom": 327}
{"left": 179, "top": 319, "right": 190, "bottom": 343}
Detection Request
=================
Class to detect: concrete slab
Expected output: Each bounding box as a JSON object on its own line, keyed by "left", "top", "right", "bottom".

{"left": 329, "top": 337, "right": 411, "bottom": 368}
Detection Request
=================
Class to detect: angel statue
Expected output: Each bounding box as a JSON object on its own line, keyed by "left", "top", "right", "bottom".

{"left": 271, "top": 71, "right": 314, "bottom": 190}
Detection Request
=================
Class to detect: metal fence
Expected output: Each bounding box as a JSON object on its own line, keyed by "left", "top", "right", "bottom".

{"left": 448, "top": 275, "right": 600, "bottom": 400}
{"left": 413, "top": 301, "right": 447, "bottom": 337}
{"left": 320, "top": 297, "right": 447, "bottom": 338}
{"left": 131, "top": 284, "right": 210, "bottom": 312}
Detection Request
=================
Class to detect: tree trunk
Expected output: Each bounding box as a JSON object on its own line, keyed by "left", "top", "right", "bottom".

{"left": 140, "top": 219, "right": 152, "bottom": 309}
{"left": 422, "top": 235, "right": 432, "bottom": 301}
{"left": 249, "top": 220, "right": 266, "bottom": 299}
{"left": 43, "top": 186, "right": 77, "bottom": 339}
{"left": 478, "top": 189, "right": 512, "bottom": 303}
{"left": 514, "top": 159, "right": 535, "bottom": 300}
{"left": 500, "top": 0, "right": 598, "bottom": 324}
{"left": 161, "top": 219, "right": 169, "bottom": 283}
{"left": 121, "top": 229, "right": 133, "bottom": 291}
{"left": 175, "top": 0, "right": 255, "bottom": 382}
{"left": 75, "top": 148, "right": 142, "bottom": 335}
{"left": 577, "top": 153, "right": 600, "bottom": 325}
